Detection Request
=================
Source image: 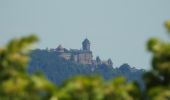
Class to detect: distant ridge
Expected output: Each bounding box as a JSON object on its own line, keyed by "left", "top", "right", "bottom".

{"left": 28, "top": 49, "right": 145, "bottom": 88}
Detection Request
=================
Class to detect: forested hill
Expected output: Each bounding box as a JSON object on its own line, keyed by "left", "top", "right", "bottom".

{"left": 28, "top": 49, "right": 145, "bottom": 87}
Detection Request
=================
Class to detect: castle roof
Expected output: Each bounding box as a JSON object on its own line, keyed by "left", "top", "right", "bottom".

{"left": 57, "top": 45, "right": 64, "bottom": 50}
{"left": 82, "top": 38, "right": 90, "bottom": 44}
{"left": 56, "top": 45, "right": 65, "bottom": 52}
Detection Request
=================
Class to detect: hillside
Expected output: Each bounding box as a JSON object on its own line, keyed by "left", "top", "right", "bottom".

{"left": 28, "top": 49, "right": 145, "bottom": 87}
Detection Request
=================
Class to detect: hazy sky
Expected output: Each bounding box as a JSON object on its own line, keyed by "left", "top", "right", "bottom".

{"left": 0, "top": 0, "right": 170, "bottom": 69}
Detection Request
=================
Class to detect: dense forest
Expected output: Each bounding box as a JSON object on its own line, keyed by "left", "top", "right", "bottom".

{"left": 28, "top": 49, "right": 145, "bottom": 87}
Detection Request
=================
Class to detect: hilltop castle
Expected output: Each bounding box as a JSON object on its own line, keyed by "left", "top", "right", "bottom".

{"left": 50, "top": 38, "right": 113, "bottom": 66}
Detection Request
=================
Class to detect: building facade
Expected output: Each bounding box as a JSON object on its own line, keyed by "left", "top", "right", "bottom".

{"left": 54, "top": 38, "right": 113, "bottom": 66}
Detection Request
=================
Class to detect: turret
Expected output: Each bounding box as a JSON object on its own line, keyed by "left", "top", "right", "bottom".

{"left": 96, "top": 56, "right": 102, "bottom": 65}
{"left": 56, "top": 45, "right": 64, "bottom": 53}
{"left": 107, "top": 58, "right": 113, "bottom": 66}
{"left": 82, "top": 38, "right": 90, "bottom": 51}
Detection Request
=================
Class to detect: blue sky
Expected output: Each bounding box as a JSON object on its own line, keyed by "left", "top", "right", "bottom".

{"left": 0, "top": 0, "right": 170, "bottom": 69}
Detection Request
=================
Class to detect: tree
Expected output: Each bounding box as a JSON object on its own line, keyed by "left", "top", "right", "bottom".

{"left": 144, "top": 20, "right": 170, "bottom": 100}
{"left": 0, "top": 35, "right": 58, "bottom": 100}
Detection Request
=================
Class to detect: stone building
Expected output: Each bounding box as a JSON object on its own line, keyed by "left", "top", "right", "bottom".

{"left": 54, "top": 38, "right": 113, "bottom": 66}
{"left": 56, "top": 45, "right": 71, "bottom": 60}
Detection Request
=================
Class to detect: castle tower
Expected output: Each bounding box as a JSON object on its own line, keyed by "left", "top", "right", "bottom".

{"left": 82, "top": 38, "right": 90, "bottom": 51}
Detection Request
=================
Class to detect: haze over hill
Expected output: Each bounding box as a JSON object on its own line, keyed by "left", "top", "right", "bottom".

{"left": 1, "top": 0, "right": 170, "bottom": 69}
{"left": 28, "top": 49, "right": 144, "bottom": 88}
{"left": 28, "top": 39, "right": 145, "bottom": 88}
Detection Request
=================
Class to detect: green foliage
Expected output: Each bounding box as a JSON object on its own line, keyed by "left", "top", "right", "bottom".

{"left": 0, "top": 35, "right": 58, "bottom": 100}
{"left": 144, "top": 20, "right": 170, "bottom": 100}
{"left": 165, "top": 20, "right": 170, "bottom": 32}
{"left": 57, "top": 76, "right": 141, "bottom": 100}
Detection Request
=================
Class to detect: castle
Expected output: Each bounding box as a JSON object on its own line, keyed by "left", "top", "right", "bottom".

{"left": 50, "top": 38, "right": 113, "bottom": 66}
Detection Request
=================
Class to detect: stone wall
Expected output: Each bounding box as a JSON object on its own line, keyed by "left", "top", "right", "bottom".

{"left": 77, "top": 53, "right": 93, "bottom": 64}
{"left": 59, "top": 53, "right": 71, "bottom": 60}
